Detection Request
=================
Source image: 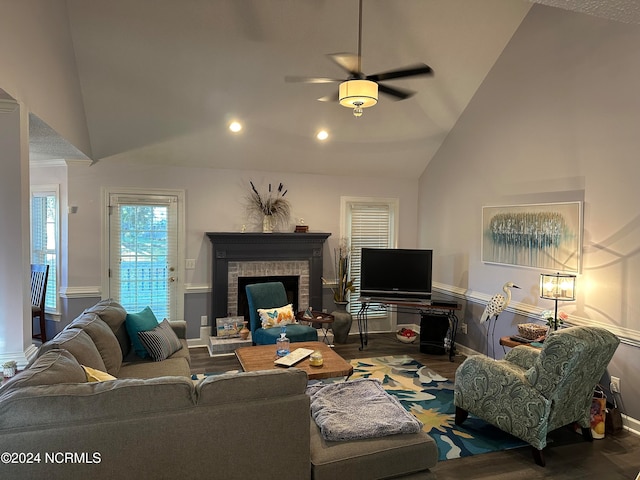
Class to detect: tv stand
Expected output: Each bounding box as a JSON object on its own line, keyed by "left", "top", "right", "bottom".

{"left": 356, "top": 298, "right": 461, "bottom": 362}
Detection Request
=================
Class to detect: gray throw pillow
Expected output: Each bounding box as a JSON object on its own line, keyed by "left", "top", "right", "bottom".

{"left": 137, "top": 319, "right": 183, "bottom": 362}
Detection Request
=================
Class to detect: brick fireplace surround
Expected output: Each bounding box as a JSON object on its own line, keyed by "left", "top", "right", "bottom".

{"left": 206, "top": 232, "right": 330, "bottom": 335}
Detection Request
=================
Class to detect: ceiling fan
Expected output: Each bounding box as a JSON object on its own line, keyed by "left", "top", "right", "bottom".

{"left": 285, "top": 0, "right": 434, "bottom": 117}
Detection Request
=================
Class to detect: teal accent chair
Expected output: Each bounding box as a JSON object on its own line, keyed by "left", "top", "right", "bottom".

{"left": 454, "top": 326, "right": 619, "bottom": 466}
{"left": 245, "top": 282, "right": 318, "bottom": 345}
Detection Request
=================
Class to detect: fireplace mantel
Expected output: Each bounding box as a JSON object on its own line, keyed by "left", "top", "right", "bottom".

{"left": 206, "top": 232, "right": 331, "bottom": 326}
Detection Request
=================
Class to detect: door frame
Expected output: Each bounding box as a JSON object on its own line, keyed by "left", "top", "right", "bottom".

{"left": 101, "top": 187, "right": 186, "bottom": 321}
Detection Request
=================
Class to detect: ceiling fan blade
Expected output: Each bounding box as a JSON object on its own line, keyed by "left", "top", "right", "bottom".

{"left": 367, "top": 64, "right": 433, "bottom": 82}
{"left": 285, "top": 76, "right": 342, "bottom": 84}
{"left": 317, "top": 91, "right": 340, "bottom": 103}
{"left": 377, "top": 83, "right": 415, "bottom": 101}
{"left": 327, "top": 53, "right": 361, "bottom": 76}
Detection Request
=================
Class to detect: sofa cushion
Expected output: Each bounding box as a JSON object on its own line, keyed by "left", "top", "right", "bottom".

{"left": 309, "top": 418, "right": 438, "bottom": 480}
{"left": 117, "top": 357, "right": 191, "bottom": 379}
{"left": 39, "top": 328, "right": 107, "bottom": 372}
{"left": 0, "top": 377, "right": 196, "bottom": 430}
{"left": 0, "top": 349, "right": 86, "bottom": 396}
{"left": 84, "top": 298, "right": 130, "bottom": 357}
{"left": 137, "top": 319, "right": 183, "bottom": 362}
{"left": 82, "top": 365, "right": 117, "bottom": 382}
{"left": 125, "top": 306, "right": 160, "bottom": 358}
{"left": 67, "top": 312, "right": 122, "bottom": 376}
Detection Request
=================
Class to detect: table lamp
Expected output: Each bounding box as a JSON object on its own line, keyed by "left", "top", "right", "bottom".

{"left": 539, "top": 272, "right": 576, "bottom": 330}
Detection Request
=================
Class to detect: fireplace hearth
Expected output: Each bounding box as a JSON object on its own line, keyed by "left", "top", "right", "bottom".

{"left": 206, "top": 232, "right": 330, "bottom": 335}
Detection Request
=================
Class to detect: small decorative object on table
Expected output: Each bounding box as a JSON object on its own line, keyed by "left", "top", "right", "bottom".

{"left": 517, "top": 323, "right": 548, "bottom": 340}
{"left": 239, "top": 321, "right": 250, "bottom": 340}
{"left": 540, "top": 309, "right": 568, "bottom": 331}
{"left": 3, "top": 361, "right": 17, "bottom": 378}
{"left": 295, "top": 219, "right": 309, "bottom": 233}
{"left": 309, "top": 350, "right": 324, "bottom": 367}
{"left": 396, "top": 328, "right": 418, "bottom": 344}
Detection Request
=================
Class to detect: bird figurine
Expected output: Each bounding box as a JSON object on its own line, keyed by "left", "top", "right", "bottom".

{"left": 481, "top": 282, "right": 520, "bottom": 359}
{"left": 480, "top": 282, "right": 520, "bottom": 323}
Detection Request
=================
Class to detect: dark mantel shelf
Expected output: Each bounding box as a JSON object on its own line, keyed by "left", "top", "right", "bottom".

{"left": 206, "top": 232, "right": 331, "bottom": 245}
{"left": 206, "top": 232, "right": 331, "bottom": 327}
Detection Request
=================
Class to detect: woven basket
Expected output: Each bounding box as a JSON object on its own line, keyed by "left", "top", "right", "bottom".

{"left": 517, "top": 323, "right": 548, "bottom": 340}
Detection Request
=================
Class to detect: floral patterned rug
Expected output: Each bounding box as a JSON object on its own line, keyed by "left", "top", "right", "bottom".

{"left": 347, "top": 355, "right": 528, "bottom": 461}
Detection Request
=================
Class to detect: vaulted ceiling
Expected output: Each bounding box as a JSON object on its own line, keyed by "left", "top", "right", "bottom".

{"left": 27, "top": 0, "right": 640, "bottom": 178}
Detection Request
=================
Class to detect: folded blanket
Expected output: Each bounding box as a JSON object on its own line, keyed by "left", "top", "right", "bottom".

{"left": 308, "top": 378, "right": 423, "bottom": 441}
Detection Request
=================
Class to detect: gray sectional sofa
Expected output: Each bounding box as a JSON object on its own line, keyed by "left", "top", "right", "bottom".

{"left": 0, "top": 299, "right": 437, "bottom": 479}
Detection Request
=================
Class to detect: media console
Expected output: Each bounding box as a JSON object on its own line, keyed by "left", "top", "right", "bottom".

{"left": 356, "top": 298, "right": 461, "bottom": 362}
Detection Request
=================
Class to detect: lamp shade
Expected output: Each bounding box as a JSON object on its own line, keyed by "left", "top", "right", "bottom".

{"left": 540, "top": 273, "right": 576, "bottom": 301}
{"left": 339, "top": 80, "right": 378, "bottom": 108}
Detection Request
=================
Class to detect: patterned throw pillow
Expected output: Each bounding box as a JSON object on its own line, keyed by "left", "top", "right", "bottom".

{"left": 257, "top": 303, "right": 296, "bottom": 329}
{"left": 137, "top": 319, "right": 183, "bottom": 362}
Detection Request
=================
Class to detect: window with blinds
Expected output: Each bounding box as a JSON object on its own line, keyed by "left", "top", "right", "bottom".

{"left": 31, "top": 187, "right": 59, "bottom": 313}
{"left": 344, "top": 198, "right": 398, "bottom": 317}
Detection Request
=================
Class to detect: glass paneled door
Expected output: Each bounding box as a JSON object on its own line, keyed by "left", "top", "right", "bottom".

{"left": 108, "top": 194, "right": 178, "bottom": 320}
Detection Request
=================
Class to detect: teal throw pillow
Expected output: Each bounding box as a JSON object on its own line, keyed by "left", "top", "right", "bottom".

{"left": 125, "top": 306, "right": 160, "bottom": 358}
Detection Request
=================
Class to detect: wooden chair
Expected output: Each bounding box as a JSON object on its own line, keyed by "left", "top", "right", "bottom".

{"left": 31, "top": 264, "right": 49, "bottom": 343}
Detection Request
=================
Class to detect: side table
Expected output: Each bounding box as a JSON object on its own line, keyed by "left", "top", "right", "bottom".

{"left": 499, "top": 336, "right": 543, "bottom": 349}
{"left": 296, "top": 311, "right": 334, "bottom": 345}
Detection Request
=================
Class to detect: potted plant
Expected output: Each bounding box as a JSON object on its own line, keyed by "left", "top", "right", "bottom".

{"left": 324, "top": 239, "right": 356, "bottom": 343}
{"left": 541, "top": 309, "right": 568, "bottom": 331}
{"left": 247, "top": 181, "right": 291, "bottom": 232}
{"left": 3, "top": 360, "right": 17, "bottom": 378}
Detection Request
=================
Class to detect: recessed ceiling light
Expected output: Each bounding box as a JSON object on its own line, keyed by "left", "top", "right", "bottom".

{"left": 316, "top": 130, "right": 329, "bottom": 141}
{"left": 229, "top": 121, "right": 242, "bottom": 133}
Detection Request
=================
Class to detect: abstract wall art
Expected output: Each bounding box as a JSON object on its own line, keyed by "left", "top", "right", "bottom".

{"left": 482, "top": 201, "right": 582, "bottom": 272}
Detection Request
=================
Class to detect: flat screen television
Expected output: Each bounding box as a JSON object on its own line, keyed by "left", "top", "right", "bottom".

{"left": 359, "top": 248, "right": 433, "bottom": 301}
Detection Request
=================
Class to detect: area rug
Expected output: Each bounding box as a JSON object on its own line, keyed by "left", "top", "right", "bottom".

{"left": 346, "top": 355, "right": 528, "bottom": 461}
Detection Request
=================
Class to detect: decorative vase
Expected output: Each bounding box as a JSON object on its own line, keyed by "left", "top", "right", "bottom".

{"left": 239, "top": 322, "right": 250, "bottom": 340}
{"left": 331, "top": 301, "right": 353, "bottom": 344}
{"left": 262, "top": 215, "right": 274, "bottom": 233}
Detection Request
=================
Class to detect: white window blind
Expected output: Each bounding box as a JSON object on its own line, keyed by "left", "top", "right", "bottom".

{"left": 31, "top": 188, "right": 58, "bottom": 313}
{"left": 347, "top": 201, "right": 396, "bottom": 317}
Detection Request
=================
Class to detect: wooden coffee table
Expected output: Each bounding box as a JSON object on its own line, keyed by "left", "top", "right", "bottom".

{"left": 235, "top": 341, "right": 353, "bottom": 380}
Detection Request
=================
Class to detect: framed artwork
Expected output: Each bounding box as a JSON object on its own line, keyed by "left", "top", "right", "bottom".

{"left": 482, "top": 201, "right": 582, "bottom": 272}
{"left": 216, "top": 316, "right": 244, "bottom": 338}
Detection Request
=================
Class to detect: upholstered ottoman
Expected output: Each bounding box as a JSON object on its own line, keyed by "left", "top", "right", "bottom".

{"left": 307, "top": 379, "right": 438, "bottom": 479}
{"left": 310, "top": 419, "right": 438, "bottom": 479}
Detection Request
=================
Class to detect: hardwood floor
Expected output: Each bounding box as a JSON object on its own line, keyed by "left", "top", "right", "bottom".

{"left": 189, "top": 333, "right": 640, "bottom": 479}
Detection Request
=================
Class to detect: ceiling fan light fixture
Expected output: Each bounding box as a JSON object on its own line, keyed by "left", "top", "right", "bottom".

{"left": 339, "top": 80, "right": 378, "bottom": 116}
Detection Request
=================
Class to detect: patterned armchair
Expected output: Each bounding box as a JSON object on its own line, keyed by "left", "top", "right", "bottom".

{"left": 454, "top": 326, "right": 619, "bottom": 466}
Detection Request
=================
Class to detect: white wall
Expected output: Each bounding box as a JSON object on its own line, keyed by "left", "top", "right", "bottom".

{"left": 64, "top": 160, "right": 419, "bottom": 293}
{"left": 419, "top": 5, "right": 640, "bottom": 424}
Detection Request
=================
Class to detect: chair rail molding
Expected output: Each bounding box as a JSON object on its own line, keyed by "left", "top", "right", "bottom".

{"left": 434, "top": 281, "right": 640, "bottom": 347}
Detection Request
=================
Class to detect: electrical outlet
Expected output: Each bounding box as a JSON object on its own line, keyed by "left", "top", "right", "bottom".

{"left": 460, "top": 323, "right": 467, "bottom": 334}
{"left": 611, "top": 376, "right": 621, "bottom": 393}
{"left": 185, "top": 259, "right": 196, "bottom": 269}
{"left": 200, "top": 315, "right": 208, "bottom": 326}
